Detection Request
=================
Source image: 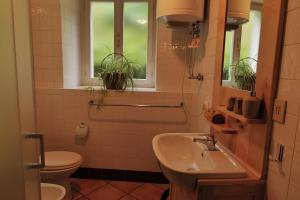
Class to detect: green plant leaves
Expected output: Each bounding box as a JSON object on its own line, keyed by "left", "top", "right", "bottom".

{"left": 233, "top": 57, "right": 257, "bottom": 91}
{"left": 94, "top": 53, "right": 137, "bottom": 90}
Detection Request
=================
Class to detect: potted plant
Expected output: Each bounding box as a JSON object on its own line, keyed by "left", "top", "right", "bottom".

{"left": 94, "top": 53, "right": 135, "bottom": 90}
{"left": 233, "top": 57, "right": 257, "bottom": 91}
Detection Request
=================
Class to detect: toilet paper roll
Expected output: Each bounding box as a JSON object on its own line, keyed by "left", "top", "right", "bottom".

{"left": 75, "top": 122, "right": 89, "bottom": 139}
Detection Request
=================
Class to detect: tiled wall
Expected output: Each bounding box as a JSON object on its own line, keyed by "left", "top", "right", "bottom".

{"left": 190, "top": 0, "right": 219, "bottom": 133}
{"left": 35, "top": 88, "right": 192, "bottom": 171}
{"left": 156, "top": 23, "right": 192, "bottom": 92}
{"left": 31, "top": 0, "right": 63, "bottom": 88}
{"left": 30, "top": 0, "right": 219, "bottom": 171}
{"left": 267, "top": 0, "right": 300, "bottom": 199}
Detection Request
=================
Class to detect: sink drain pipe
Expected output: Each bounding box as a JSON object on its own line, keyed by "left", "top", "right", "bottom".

{"left": 161, "top": 188, "right": 169, "bottom": 200}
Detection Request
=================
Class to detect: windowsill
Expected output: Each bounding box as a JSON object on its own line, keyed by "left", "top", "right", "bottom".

{"left": 35, "top": 86, "right": 192, "bottom": 95}
{"left": 75, "top": 86, "right": 157, "bottom": 92}
{"left": 222, "top": 80, "right": 235, "bottom": 88}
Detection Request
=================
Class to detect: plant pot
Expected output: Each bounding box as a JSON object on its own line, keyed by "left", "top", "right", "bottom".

{"left": 235, "top": 75, "right": 255, "bottom": 91}
{"left": 102, "top": 73, "right": 127, "bottom": 90}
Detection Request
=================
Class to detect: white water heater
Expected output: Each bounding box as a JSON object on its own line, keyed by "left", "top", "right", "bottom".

{"left": 156, "top": 0, "right": 205, "bottom": 25}
{"left": 227, "top": 0, "right": 251, "bottom": 25}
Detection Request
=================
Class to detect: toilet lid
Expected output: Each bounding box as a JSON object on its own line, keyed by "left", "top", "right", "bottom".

{"left": 43, "top": 151, "right": 82, "bottom": 171}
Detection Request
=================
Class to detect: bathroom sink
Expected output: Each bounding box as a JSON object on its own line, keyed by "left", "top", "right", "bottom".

{"left": 152, "top": 133, "right": 247, "bottom": 189}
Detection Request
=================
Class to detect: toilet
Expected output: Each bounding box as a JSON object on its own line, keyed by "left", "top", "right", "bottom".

{"left": 40, "top": 151, "right": 82, "bottom": 199}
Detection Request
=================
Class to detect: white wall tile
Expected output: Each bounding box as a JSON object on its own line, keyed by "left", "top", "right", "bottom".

{"left": 268, "top": 1, "right": 300, "bottom": 199}
{"left": 36, "top": 89, "right": 192, "bottom": 171}
{"left": 284, "top": 9, "right": 300, "bottom": 45}
{"left": 280, "top": 44, "right": 300, "bottom": 80}
{"left": 267, "top": 170, "right": 289, "bottom": 200}
{"left": 287, "top": 184, "right": 300, "bottom": 200}
{"left": 273, "top": 114, "right": 298, "bottom": 148}
{"left": 277, "top": 79, "right": 300, "bottom": 116}
{"left": 288, "top": 0, "right": 300, "bottom": 11}
{"left": 290, "top": 150, "right": 300, "bottom": 188}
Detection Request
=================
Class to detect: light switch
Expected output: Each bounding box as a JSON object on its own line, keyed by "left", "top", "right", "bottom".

{"left": 273, "top": 99, "right": 287, "bottom": 123}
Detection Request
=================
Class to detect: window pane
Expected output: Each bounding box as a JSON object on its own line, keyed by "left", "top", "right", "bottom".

{"left": 91, "top": 2, "right": 114, "bottom": 77}
{"left": 123, "top": 2, "right": 148, "bottom": 79}
{"left": 223, "top": 31, "right": 234, "bottom": 80}
{"left": 240, "top": 10, "right": 262, "bottom": 71}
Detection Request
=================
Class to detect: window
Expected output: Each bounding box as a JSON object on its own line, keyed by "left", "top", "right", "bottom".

{"left": 223, "top": 30, "right": 234, "bottom": 80}
{"left": 223, "top": 7, "right": 262, "bottom": 83}
{"left": 240, "top": 10, "right": 262, "bottom": 72}
{"left": 81, "top": 0, "right": 155, "bottom": 87}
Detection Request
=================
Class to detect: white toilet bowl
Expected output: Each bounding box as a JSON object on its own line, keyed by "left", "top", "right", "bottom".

{"left": 41, "top": 183, "right": 66, "bottom": 200}
{"left": 40, "top": 151, "right": 82, "bottom": 200}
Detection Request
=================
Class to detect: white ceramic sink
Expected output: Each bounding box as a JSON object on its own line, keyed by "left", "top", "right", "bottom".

{"left": 152, "top": 133, "right": 247, "bottom": 189}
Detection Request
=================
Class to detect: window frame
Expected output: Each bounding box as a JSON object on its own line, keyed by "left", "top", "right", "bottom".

{"left": 81, "top": 0, "right": 156, "bottom": 88}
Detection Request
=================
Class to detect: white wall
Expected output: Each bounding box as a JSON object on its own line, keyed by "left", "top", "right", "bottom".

{"left": 190, "top": 0, "right": 220, "bottom": 133}
{"left": 35, "top": 89, "right": 192, "bottom": 171}
{"left": 31, "top": 0, "right": 64, "bottom": 88}
{"left": 30, "top": 0, "right": 219, "bottom": 171}
{"left": 267, "top": 0, "right": 300, "bottom": 199}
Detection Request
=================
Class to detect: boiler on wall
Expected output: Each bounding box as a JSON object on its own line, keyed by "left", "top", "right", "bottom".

{"left": 156, "top": 0, "right": 205, "bottom": 26}
{"left": 227, "top": 0, "right": 251, "bottom": 27}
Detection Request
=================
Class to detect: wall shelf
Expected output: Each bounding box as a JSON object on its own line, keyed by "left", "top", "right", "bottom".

{"left": 204, "top": 105, "right": 265, "bottom": 134}
{"left": 217, "top": 106, "right": 265, "bottom": 124}
{"left": 210, "top": 123, "right": 238, "bottom": 134}
{"left": 204, "top": 111, "right": 238, "bottom": 134}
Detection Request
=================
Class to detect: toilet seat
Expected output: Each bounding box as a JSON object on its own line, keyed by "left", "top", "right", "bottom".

{"left": 42, "top": 151, "right": 82, "bottom": 171}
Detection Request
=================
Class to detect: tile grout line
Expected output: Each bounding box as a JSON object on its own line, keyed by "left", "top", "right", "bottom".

{"left": 117, "top": 183, "right": 167, "bottom": 200}
{"left": 71, "top": 182, "right": 109, "bottom": 200}
{"left": 71, "top": 179, "right": 168, "bottom": 200}
{"left": 152, "top": 183, "right": 169, "bottom": 192}
{"left": 284, "top": 108, "right": 300, "bottom": 200}
{"left": 108, "top": 182, "right": 145, "bottom": 198}
{"left": 287, "top": 5, "right": 300, "bottom": 13}
{"left": 117, "top": 193, "right": 127, "bottom": 200}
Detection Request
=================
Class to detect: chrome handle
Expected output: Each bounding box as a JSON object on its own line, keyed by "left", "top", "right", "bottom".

{"left": 24, "top": 132, "right": 45, "bottom": 169}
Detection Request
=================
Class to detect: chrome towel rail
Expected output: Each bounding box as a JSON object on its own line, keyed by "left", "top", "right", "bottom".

{"left": 88, "top": 100, "right": 184, "bottom": 108}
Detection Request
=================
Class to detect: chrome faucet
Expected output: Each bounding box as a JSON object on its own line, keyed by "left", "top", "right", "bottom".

{"left": 193, "top": 134, "right": 217, "bottom": 151}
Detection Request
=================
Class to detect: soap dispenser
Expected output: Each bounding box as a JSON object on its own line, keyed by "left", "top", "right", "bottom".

{"left": 242, "top": 89, "right": 261, "bottom": 119}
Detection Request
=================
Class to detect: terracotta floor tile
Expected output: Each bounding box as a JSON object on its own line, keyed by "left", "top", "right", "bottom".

{"left": 119, "top": 195, "right": 138, "bottom": 200}
{"left": 71, "top": 189, "right": 83, "bottom": 200}
{"left": 71, "top": 178, "right": 107, "bottom": 195}
{"left": 131, "top": 183, "right": 164, "bottom": 200}
{"left": 109, "top": 181, "right": 143, "bottom": 193}
{"left": 153, "top": 183, "right": 169, "bottom": 191}
{"left": 86, "top": 184, "right": 126, "bottom": 200}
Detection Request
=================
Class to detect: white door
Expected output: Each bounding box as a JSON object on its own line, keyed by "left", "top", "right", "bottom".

{"left": 0, "top": 0, "right": 41, "bottom": 199}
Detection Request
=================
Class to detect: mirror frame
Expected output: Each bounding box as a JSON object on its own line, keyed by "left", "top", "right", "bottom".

{"left": 212, "top": 0, "right": 288, "bottom": 177}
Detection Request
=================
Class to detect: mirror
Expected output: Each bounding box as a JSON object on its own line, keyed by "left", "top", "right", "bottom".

{"left": 221, "top": 0, "right": 264, "bottom": 91}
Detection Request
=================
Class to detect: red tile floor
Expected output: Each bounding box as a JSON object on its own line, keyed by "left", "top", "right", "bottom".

{"left": 71, "top": 178, "right": 169, "bottom": 200}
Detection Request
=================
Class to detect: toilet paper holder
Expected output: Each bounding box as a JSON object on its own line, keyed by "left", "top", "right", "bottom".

{"left": 75, "top": 122, "right": 89, "bottom": 139}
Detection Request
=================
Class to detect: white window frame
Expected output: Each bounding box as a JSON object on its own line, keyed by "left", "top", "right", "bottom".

{"left": 80, "top": 0, "right": 156, "bottom": 88}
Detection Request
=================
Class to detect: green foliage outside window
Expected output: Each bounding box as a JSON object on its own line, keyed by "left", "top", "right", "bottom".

{"left": 91, "top": 2, "right": 148, "bottom": 80}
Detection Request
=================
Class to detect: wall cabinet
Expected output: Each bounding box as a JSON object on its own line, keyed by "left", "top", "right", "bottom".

{"left": 170, "top": 181, "right": 265, "bottom": 200}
